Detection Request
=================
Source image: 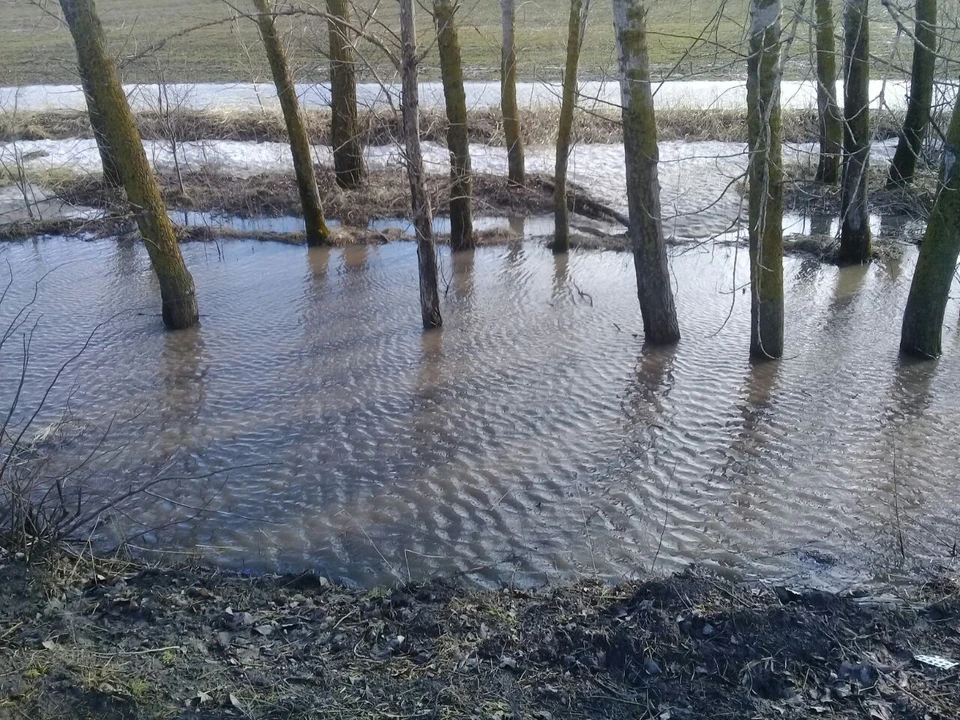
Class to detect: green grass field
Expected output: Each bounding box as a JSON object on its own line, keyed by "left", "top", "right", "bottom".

{"left": 0, "top": 0, "right": 918, "bottom": 86}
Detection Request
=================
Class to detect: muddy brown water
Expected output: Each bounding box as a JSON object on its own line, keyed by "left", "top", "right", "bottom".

{"left": 1, "top": 236, "right": 958, "bottom": 588}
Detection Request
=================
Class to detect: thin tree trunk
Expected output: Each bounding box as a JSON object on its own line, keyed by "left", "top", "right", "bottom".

{"left": 899, "top": 95, "right": 960, "bottom": 359}
{"left": 747, "top": 0, "right": 785, "bottom": 359}
{"left": 253, "top": 0, "right": 329, "bottom": 246}
{"left": 839, "top": 0, "right": 871, "bottom": 264}
{"left": 501, "top": 0, "right": 525, "bottom": 187}
{"left": 813, "top": 0, "right": 842, "bottom": 184}
{"left": 613, "top": 0, "right": 680, "bottom": 345}
{"left": 327, "top": 0, "right": 365, "bottom": 188}
{"left": 400, "top": 0, "right": 442, "bottom": 329}
{"left": 554, "top": 0, "right": 588, "bottom": 253}
{"left": 434, "top": 0, "right": 474, "bottom": 251}
{"left": 155, "top": 64, "right": 187, "bottom": 197}
{"left": 888, "top": 0, "right": 937, "bottom": 186}
{"left": 59, "top": 0, "right": 198, "bottom": 330}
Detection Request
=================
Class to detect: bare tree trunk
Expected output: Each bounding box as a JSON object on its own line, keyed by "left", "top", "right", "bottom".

{"left": 888, "top": 0, "right": 937, "bottom": 186}
{"left": 434, "top": 0, "right": 474, "bottom": 251}
{"left": 59, "top": 0, "right": 198, "bottom": 330}
{"left": 400, "top": 0, "right": 442, "bottom": 329}
{"left": 253, "top": 0, "right": 329, "bottom": 246}
{"left": 899, "top": 94, "right": 960, "bottom": 359}
{"left": 613, "top": 0, "right": 680, "bottom": 345}
{"left": 813, "top": 0, "right": 843, "bottom": 184}
{"left": 327, "top": 0, "right": 365, "bottom": 189}
{"left": 554, "top": 0, "right": 588, "bottom": 253}
{"left": 747, "top": 0, "right": 785, "bottom": 359}
{"left": 501, "top": 0, "right": 525, "bottom": 187}
{"left": 839, "top": 0, "right": 871, "bottom": 264}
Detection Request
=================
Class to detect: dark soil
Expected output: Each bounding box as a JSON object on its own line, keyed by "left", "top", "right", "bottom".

{"left": 1, "top": 555, "right": 959, "bottom": 720}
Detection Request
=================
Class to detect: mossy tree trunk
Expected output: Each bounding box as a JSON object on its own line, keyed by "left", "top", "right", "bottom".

{"left": 747, "top": 0, "right": 785, "bottom": 359}
{"left": 433, "top": 0, "right": 474, "bottom": 251}
{"left": 253, "top": 0, "right": 329, "bottom": 247}
{"left": 501, "top": 0, "right": 525, "bottom": 187}
{"left": 553, "top": 0, "right": 588, "bottom": 253}
{"left": 400, "top": 0, "right": 442, "bottom": 329}
{"left": 888, "top": 0, "right": 937, "bottom": 186}
{"left": 839, "top": 0, "right": 871, "bottom": 264}
{"left": 327, "top": 0, "right": 365, "bottom": 189}
{"left": 59, "top": 0, "right": 198, "bottom": 330}
{"left": 613, "top": 0, "right": 680, "bottom": 345}
{"left": 813, "top": 0, "right": 843, "bottom": 184}
{"left": 77, "top": 63, "right": 122, "bottom": 189}
{"left": 899, "top": 94, "right": 960, "bottom": 359}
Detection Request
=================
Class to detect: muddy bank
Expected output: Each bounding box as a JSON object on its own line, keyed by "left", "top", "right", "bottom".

{"left": 0, "top": 169, "right": 629, "bottom": 248}
{"left": 0, "top": 106, "right": 910, "bottom": 147}
{"left": 1, "top": 556, "right": 958, "bottom": 720}
{"left": 45, "top": 168, "right": 554, "bottom": 224}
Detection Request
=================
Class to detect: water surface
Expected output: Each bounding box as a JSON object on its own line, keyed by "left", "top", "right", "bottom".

{"left": 2, "top": 79, "right": 950, "bottom": 113}
{"left": 2, "top": 237, "right": 957, "bottom": 588}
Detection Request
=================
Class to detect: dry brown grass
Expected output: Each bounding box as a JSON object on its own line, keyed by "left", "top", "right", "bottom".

{"left": 0, "top": 106, "right": 914, "bottom": 147}
{"left": 47, "top": 168, "right": 553, "bottom": 225}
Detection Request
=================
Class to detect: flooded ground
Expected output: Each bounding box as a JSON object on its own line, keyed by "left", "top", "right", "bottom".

{"left": 1, "top": 136, "right": 901, "bottom": 238}
{"left": 2, "top": 237, "right": 958, "bottom": 588}
{"left": 3, "top": 79, "right": 953, "bottom": 113}
{"left": 0, "top": 76, "right": 950, "bottom": 588}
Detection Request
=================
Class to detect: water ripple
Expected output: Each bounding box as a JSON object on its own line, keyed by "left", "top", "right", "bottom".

{"left": 1, "top": 238, "right": 958, "bottom": 588}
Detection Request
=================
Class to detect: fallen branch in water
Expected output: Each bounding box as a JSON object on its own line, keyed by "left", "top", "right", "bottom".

{"left": 538, "top": 177, "right": 630, "bottom": 227}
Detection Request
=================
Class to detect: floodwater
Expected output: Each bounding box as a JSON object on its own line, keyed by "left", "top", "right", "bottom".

{"left": 2, "top": 79, "right": 954, "bottom": 113}
{"left": 2, "top": 237, "right": 958, "bottom": 588}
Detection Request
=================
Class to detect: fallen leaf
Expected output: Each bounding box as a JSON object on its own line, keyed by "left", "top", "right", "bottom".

{"left": 229, "top": 693, "right": 246, "bottom": 713}
{"left": 185, "top": 690, "right": 212, "bottom": 707}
